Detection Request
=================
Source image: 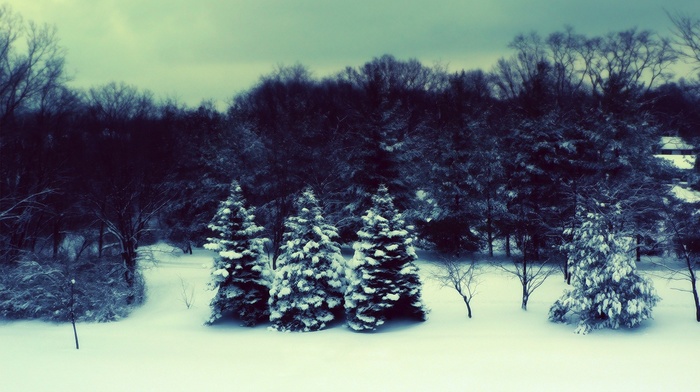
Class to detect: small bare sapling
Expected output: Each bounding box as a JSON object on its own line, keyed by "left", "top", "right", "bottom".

{"left": 70, "top": 278, "right": 79, "bottom": 350}
{"left": 434, "top": 257, "right": 482, "bottom": 318}
{"left": 178, "top": 276, "right": 196, "bottom": 309}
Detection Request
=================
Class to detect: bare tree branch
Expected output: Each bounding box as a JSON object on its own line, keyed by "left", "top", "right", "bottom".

{"left": 667, "top": 10, "right": 700, "bottom": 70}
{"left": 432, "top": 257, "right": 483, "bottom": 318}
{"left": 0, "top": 188, "right": 53, "bottom": 222}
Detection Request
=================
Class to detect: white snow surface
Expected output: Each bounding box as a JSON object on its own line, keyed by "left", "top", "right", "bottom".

{"left": 1, "top": 244, "right": 698, "bottom": 392}
{"left": 654, "top": 154, "right": 696, "bottom": 169}
{"left": 671, "top": 185, "right": 700, "bottom": 203}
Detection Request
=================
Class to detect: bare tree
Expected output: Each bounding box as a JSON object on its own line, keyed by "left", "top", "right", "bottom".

{"left": 433, "top": 257, "right": 483, "bottom": 318}
{"left": 656, "top": 191, "right": 700, "bottom": 322}
{"left": 501, "top": 235, "right": 556, "bottom": 311}
{"left": 497, "top": 201, "right": 557, "bottom": 310}
{"left": 0, "top": 4, "right": 67, "bottom": 126}
{"left": 582, "top": 28, "right": 677, "bottom": 99}
{"left": 0, "top": 188, "right": 53, "bottom": 222}
{"left": 0, "top": 5, "right": 69, "bottom": 262}
{"left": 667, "top": 10, "right": 700, "bottom": 70}
{"left": 492, "top": 27, "right": 678, "bottom": 105}
{"left": 178, "top": 275, "right": 196, "bottom": 310}
{"left": 546, "top": 26, "right": 589, "bottom": 99}
{"left": 87, "top": 81, "right": 155, "bottom": 126}
{"left": 491, "top": 28, "right": 587, "bottom": 104}
{"left": 89, "top": 181, "right": 169, "bottom": 299}
{"left": 83, "top": 82, "right": 167, "bottom": 299}
{"left": 0, "top": 188, "right": 53, "bottom": 262}
{"left": 491, "top": 31, "right": 549, "bottom": 101}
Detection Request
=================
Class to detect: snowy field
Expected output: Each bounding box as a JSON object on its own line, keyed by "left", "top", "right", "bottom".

{"left": 1, "top": 245, "right": 698, "bottom": 392}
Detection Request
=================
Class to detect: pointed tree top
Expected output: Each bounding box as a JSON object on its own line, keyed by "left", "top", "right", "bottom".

{"left": 229, "top": 180, "right": 242, "bottom": 195}
{"left": 371, "top": 184, "right": 396, "bottom": 214}
{"left": 300, "top": 186, "right": 318, "bottom": 206}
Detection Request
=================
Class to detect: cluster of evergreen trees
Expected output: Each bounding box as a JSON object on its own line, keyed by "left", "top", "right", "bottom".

{"left": 206, "top": 182, "right": 425, "bottom": 331}
{"left": 2, "top": 5, "right": 699, "bottom": 323}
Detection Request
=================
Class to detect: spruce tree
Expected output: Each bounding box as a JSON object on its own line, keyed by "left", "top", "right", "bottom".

{"left": 268, "top": 188, "right": 346, "bottom": 332}
{"left": 345, "top": 185, "right": 427, "bottom": 331}
{"left": 204, "top": 181, "right": 271, "bottom": 326}
{"left": 549, "top": 201, "right": 659, "bottom": 334}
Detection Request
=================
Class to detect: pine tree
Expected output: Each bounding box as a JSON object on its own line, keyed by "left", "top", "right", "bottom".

{"left": 345, "top": 185, "right": 427, "bottom": 331}
{"left": 204, "top": 181, "right": 271, "bottom": 326}
{"left": 268, "top": 188, "right": 346, "bottom": 332}
{"left": 549, "top": 201, "right": 659, "bottom": 334}
{"left": 420, "top": 71, "right": 498, "bottom": 255}
{"left": 336, "top": 55, "right": 432, "bottom": 240}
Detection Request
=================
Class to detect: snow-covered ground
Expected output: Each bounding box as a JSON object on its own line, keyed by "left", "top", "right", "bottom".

{"left": 1, "top": 245, "right": 698, "bottom": 392}
{"left": 655, "top": 154, "right": 696, "bottom": 170}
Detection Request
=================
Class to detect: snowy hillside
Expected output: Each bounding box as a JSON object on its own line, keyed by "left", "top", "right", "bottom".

{"left": 1, "top": 245, "right": 698, "bottom": 392}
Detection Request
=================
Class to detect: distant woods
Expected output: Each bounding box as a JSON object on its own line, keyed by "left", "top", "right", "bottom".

{"left": 2, "top": 3, "right": 699, "bottom": 275}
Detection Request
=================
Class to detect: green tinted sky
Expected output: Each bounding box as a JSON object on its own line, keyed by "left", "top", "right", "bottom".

{"left": 8, "top": 0, "right": 700, "bottom": 107}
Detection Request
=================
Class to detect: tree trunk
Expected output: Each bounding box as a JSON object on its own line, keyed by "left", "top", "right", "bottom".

{"left": 505, "top": 233, "right": 511, "bottom": 257}
{"left": 70, "top": 280, "right": 79, "bottom": 350}
{"left": 52, "top": 217, "right": 61, "bottom": 259}
{"left": 463, "top": 296, "right": 473, "bottom": 318}
{"left": 532, "top": 234, "right": 540, "bottom": 261}
{"left": 486, "top": 197, "right": 494, "bottom": 257}
{"left": 521, "top": 252, "right": 529, "bottom": 310}
{"left": 689, "top": 264, "right": 699, "bottom": 322}
{"left": 636, "top": 234, "right": 642, "bottom": 262}
{"left": 98, "top": 220, "right": 105, "bottom": 258}
{"left": 564, "top": 257, "right": 572, "bottom": 285}
{"left": 121, "top": 238, "right": 138, "bottom": 304}
{"left": 676, "top": 242, "right": 700, "bottom": 322}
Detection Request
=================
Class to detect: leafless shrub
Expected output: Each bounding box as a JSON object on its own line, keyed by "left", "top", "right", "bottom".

{"left": 433, "top": 257, "right": 483, "bottom": 318}
{"left": 178, "top": 275, "right": 196, "bottom": 309}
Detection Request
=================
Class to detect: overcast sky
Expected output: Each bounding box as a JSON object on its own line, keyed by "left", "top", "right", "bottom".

{"left": 8, "top": 0, "right": 700, "bottom": 108}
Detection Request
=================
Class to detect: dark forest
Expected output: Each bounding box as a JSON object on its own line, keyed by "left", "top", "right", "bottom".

{"left": 1, "top": 5, "right": 699, "bottom": 321}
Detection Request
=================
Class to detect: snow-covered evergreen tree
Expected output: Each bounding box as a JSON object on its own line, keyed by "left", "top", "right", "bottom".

{"left": 549, "top": 202, "right": 659, "bottom": 334}
{"left": 345, "top": 185, "right": 427, "bottom": 331}
{"left": 204, "top": 181, "right": 271, "bottom": 326}
{"left": 268, "top": 188, "right": 346, "bottom": 332}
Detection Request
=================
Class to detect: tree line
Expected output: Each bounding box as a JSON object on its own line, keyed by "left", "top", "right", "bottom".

{"left": 1, "top": 5, "right": 699, "bottom": 321}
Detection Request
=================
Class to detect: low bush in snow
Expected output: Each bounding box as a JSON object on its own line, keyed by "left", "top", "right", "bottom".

{"left": 0, "top": 255, "right": 145, "bottom": 322}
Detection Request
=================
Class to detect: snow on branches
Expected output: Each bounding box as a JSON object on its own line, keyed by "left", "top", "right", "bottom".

{"left": 345, "top": 185, "right": 427, "bottom": 331}
{"left": 549, "top": 202, "right": 659, "bottom": 334}
{"left": 268, "top": 188, "right": 346, "bottom": 332}
{"left": 204, "top": 181, "right": 271, "bottom": 326}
